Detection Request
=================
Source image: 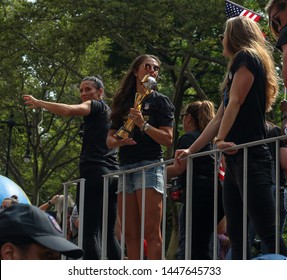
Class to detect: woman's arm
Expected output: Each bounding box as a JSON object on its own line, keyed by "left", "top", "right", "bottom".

{"left": 144, "top": 125, "right": 173, "bottom": 147}
{"left": 129, "top": 107, "right": 173, "bottom": 147}
{"left": 167, "top": 163, "right": 185, "bottom": 179}
{"left": 39, "top": 195, "right": 59, "bottom": 211}
{"left": 23, "top": 95, "right": 91, "bottom": 116}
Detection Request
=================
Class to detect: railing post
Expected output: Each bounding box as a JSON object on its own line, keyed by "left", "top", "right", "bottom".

{"left": 162, "top": 162, "right": 168, "bottom": 259}
{"left": 78, "top": 178, "right": 85, "bottom": 250}
{"left": 275, "top": 139, "right": 280, "bottom": 254}
{"left": 62, "top": 178, "right": 85, "bottom": 259}
{"left": 101, "top": 176, "right": 109, "bottom": 260}
{"left": 212, "top": 152, "right": 219, "bottom": 260}
{"left": 140, "top": 169, "right": 146, "bottom": 260}
{"left": 242, "top": 147, "right": 248, "bottom": 260}
{"left": 185, "top": 156, "right": 193, "bottom": 259}
{"left": 121, "top": 173, "right": 126, "bottom": 260}
{"left": 62, "top": 184, "right": 68, "bottom": 238}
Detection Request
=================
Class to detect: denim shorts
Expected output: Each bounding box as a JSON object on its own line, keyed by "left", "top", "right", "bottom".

{"left": 117, "top": 159, "right": 164, "bottom": 194}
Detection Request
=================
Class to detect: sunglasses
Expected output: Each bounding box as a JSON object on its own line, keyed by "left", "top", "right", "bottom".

{"left": 180, "top": 113, "right": 189, "bottom": 120}
{"left": 218, "top": 34, "right": 224, "bottom": 42}
{"left": 143, "top": 63, "right": 160, "bottom": 72}
{"left": 271, "top": 2, "right": 286, "bottom": 32}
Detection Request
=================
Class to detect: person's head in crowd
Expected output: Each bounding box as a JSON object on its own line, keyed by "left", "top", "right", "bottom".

{"left": 221, "top": 16, "right": 268, "bottom": 58}
{"left": 266, "top": 0, "right": 287, "bottom": 38}
{"left": 180, "top": 100, "right": 215, "bottom": 133}
{"left": 1, "top": 195, "right": 19, "bottom": 210}
{"left": 80, "top": 75, "right": 104, "bottom": 102}
{"left": 110, "top": 54, "right": 160, "bottom": 127}
{"left": 10, "top": 195, "right": 19, "bottom": 201}
{"left": 0, "top": 204, "right": 83, "bottom": 260}
{"left": 53, "top": 194, "right": 75, "bottom": 226}
{"left": 220, "top": 16, "right": 278, "bottom": 113}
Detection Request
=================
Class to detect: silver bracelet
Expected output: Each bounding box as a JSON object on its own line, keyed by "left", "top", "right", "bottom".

{"left": 141, "top": 121, "right": 150, "bottom": 132}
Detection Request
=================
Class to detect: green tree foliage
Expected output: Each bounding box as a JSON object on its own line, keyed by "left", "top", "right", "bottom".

{"left": 0, "top": 0, "right": 284, "bottom": 207}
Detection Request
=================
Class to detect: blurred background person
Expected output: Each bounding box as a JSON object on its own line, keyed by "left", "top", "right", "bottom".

{"left": 0, "top": 204, "right": 83, "bottom": 260}
{"left": 38, "top": 194, "right": 59, "bottom": 211}
{"left": 1, "top": 195, "right": 19, "bottom": 211}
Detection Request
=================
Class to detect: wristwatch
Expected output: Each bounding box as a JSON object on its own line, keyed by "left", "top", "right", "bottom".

{"left": 141, "top": 121, "right": 150, "bottom": 132}
{"left": 284, "top": 127, "right": 287, "bottom": 135}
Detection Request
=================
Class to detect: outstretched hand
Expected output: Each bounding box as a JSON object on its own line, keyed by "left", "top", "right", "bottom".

{"left": 23, "top": 95, "right": 40, "bottom": 109}
{"left": 112, "top": 135, "right": 137, "bottom": 147}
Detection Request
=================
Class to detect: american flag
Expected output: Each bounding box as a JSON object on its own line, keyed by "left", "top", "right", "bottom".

{"left": 225, "top": 0, "right": 261, "bottom": 22}
{"left": 218, "top": 162, "right": 225, "bottom": 182}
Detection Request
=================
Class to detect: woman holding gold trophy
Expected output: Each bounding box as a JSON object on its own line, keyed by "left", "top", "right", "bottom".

{"left": 107, "top": 54, "right": 175, "bottom": 259}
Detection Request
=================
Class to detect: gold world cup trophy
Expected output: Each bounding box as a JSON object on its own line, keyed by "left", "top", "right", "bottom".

{"left": 115, "top": 74, "right": 157, "bottom": 139}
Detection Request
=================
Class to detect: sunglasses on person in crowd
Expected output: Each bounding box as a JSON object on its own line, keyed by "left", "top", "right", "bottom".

{"left": 179, "top": 113, "right": 190, "bottom": 121}
{"left": 143, "top": 63, "right": 160, "bottom": 72}
{"left": 271, "top": 2, "right": 286, "bottom": 32}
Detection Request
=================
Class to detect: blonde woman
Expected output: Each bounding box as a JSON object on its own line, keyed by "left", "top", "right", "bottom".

{"left": 176, "top": 17, "right": 287, "bottom": 259}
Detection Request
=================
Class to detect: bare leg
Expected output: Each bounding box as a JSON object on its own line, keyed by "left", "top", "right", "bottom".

{"left": 136, "top": 188, "right": 163, "bottom": 260}
{"left": 118, "top": 193, "right": 141, "bottom": 260}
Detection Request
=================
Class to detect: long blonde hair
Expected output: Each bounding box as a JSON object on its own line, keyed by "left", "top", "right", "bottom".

{"left": 220, "top": 16, "right": 278, "bottom": 112}
{"left": 54, "top": 195, "right": 75, "bottom": 225}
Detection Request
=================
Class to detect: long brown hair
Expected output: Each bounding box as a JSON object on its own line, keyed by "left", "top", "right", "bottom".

{"left": 110, "top": 54, "right": 161, "bottom": 127}
{"left": 220, "top": 17, "right": 278, "bottom": 112}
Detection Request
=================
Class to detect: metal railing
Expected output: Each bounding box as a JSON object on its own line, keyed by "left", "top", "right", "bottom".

{"left": 62, "top": 178, "right": 85, "bottom": 250}
{"left": 101, "top": 134, "right": 287, "bottom": 260}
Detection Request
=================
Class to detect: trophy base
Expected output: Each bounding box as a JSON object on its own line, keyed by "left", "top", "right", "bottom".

{"left": 116, "top": 127, "right": 132, "bottom": 140}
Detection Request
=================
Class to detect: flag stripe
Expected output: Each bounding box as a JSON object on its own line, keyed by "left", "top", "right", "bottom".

{"left": 218, "top": 163, "right": 225, "bottom": 182}
{"left": 225, "top": 0, "right": 261, "bottom": 22}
